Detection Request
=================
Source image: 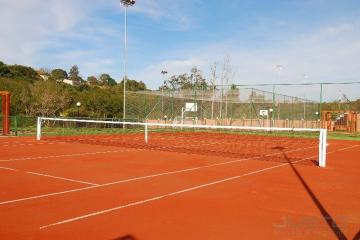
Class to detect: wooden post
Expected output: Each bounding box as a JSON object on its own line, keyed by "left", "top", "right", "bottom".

{"left": 0, "top": 91, "right": 11, "bottom": 135}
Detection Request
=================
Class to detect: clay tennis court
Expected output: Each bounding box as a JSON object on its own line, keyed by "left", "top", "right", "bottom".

{"left": 0, "top": 134, "right": 359, "bottom": 240}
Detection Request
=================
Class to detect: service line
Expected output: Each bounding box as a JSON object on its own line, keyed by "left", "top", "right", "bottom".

{"left": 39, "top": 144, "right": 360, "bottom": 229}
{"left": 0, "top": 149, "right": 136, "bottom": 163}
{"left": 0, "top": 145, "right": 316, "bottom": 206}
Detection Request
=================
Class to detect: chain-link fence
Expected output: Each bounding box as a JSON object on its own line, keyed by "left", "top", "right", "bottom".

{"left": 2, "top": 82, "right": 360, "bottom": 135}
{"left": 124, "top": 87, "right": 318, "bottom": 128}
{"left": 123, "top": 82, "right": 360, "bottom": 131}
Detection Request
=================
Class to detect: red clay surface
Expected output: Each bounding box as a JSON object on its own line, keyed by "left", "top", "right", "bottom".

{"left": 0, "top": 136, "right": 359, "bottom": 240}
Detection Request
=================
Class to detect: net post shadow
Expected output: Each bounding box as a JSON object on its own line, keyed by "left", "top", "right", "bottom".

{"left": 278, "top": 148, "right": 347, "bottom": 240}
{"left": 113, "top": 234, "right": 137, "bottom": 240}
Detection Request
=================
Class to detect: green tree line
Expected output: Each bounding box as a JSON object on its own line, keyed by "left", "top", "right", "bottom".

{"left": 0, "top": 61, "right": 146, "bottom": 118}
{"left": 1, "top": 60, "right": 359, "bottom": 120}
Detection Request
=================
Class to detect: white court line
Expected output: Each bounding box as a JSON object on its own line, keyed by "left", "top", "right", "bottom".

{"left": 0, "top": 166, "right": 18, "bottom": 172}
{"left": 3, "top": 144, "right": 358, "bottom": 208}
{"left": 0, "top": 186, "right": 96, "bottom": 206}
{"left": 39, "top": 162, "right": 300, "bottom": 229}
{"left": 0, "top": 166, "right": 99, "bottom": 186}
{"left": 0, "top": 145, "right": 314, "bottom": 206}
{"left": 0, "top": 142, "right": 63, "bottom": 147}
{"left": 40, "top": 145, "right": 360, "bottom": 230}
{"left": 26, "top": 172, "right": 100, "bottom": 187}
{"left": 0, "top": 149, "right": 136, "bottom": 163}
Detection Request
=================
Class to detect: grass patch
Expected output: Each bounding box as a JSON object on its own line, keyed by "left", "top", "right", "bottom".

{"left": 327, "top": 132, "right": 360, "bottom": 141}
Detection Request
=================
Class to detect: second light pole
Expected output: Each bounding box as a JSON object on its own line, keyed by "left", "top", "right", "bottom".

{"left": 161, "top": 70, "right": 168, "bottom": 114}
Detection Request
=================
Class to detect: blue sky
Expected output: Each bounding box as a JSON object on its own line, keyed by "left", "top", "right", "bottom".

{"left": 1, "top": 0, "right": 360, "bottom": 99}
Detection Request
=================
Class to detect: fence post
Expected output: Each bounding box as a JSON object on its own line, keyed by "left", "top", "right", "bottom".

{"left": 14, "top": 116, "right": 18, "bottom": 136}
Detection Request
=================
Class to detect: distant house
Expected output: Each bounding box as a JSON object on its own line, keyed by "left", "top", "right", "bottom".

{"left": 39, "top": 74, "right": 49, "bottom": 81}
{"left": 37, "top": 70, "right": 50, "bottom": 81}
{"left": 62, "top": 79, "right": 74, "bottom": 86}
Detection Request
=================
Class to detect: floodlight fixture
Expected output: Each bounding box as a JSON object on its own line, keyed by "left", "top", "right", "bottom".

{"left": 120, "top": 0, "right": 135, "bottom": 7}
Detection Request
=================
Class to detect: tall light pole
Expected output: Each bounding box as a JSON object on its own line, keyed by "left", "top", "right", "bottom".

{"left": 161, "top": 70, "right": 168, "bottom": 114}
{"left": 120, "top": 0, "right": 135, "bottom": 121}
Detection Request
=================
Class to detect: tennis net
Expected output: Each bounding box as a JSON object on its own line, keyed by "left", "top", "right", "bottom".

{"left": 36, "top": 117, "right": 327, "bottom": 167}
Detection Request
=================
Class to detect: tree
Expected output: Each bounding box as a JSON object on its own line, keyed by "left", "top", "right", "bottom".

{"left": 77, "top": 87, "right": 122, "bottom": 118}
{"left": 51, "top": 69, "right": 68, "bottom": 80}
{"left": 0, "top": 61, "right": 12, "bottom": 78}
{"left": 99, "top": 74, "right": 117, "bottom": 86}
{"left": 0, "top": 77, "right": 31, "bottom": 115}
{"left": 69, "top": 65, "right": 79, "bottom": 80}
{"left": 38, "top": 68, "right": 51, "bottom": 76}
{"left": 69, "top": 65, "right": 83, "bottom": 86}
{"left": 29, "top": 80, "right": 71, "bottom": 116}
{"left": 190, "top": 67, "right": 207, "bottom": 90}
{"left": 160, "top": 67, "right": 208, "bottom": 90}
{"left": 118, "top": 78, "right": 146, "bottom": 91}
{"left": 162, "top": 74, "right": 190, "bottom": 90}
{"left": 178, "top": 73, "right": 192, "bottom": 90}
{"left": 87, "top": 76, "right": 99, "bottom": 86}
{"left": 7, "top": 64, "right": 40, "bottom": 82}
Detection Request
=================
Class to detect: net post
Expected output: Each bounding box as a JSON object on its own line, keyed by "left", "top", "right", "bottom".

{"left": 318, "top": 129, "right": 327, "bottom": 167}
{"left": 144, "top": 124, "right": 148, "bottom": 143}
{"left": 36, "top": 117, "right": 42, "bottom": 140}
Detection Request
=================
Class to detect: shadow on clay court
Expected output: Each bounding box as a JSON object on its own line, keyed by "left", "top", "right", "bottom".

{"left": 278, "top": 147, "right": 348, "bottom": 240}
{"left": 353, "top": 231, "right": 360, "bottom": 240}
{"left": 112, "top": 234, "right": 137, "bottom": 240}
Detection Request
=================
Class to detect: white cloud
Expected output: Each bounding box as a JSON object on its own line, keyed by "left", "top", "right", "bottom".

{"left": 131, "top": 0, "right": 200, "bottom": 31}
{"left": 0, "top": 0, "right": 115, "bottom": 58}
{"left": 51, "top": 1, "right": 85, "bottom": 32}
{"left": 0, "top": 0, "right": 194, "bottom": 69}
{"left": 137, "top": 21, "right": 360, "bottom": 100}
{"left": 134, "top": 58, "right": 207, "bottom": 87}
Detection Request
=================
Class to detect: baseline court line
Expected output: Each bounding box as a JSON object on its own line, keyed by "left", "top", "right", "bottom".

{"left": 0, "top": 149, "right": 136, "bottom": 163}
{"left": 0, "top": 186, "right": 96, "bottom": 206}
{"left": 0, "top": 166, "right": 18, "bottom": 172}
{"left": 40, "top": 144, "right": 360, "bottom": 229}
{"left": 0, "top": 166, "right": 99, "bottom": 186}
{"left": 0, "top": 145, "right": 315, "bottom": 206}
{"left": 26, "top": 172, "right": 100, "bottom": 186}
